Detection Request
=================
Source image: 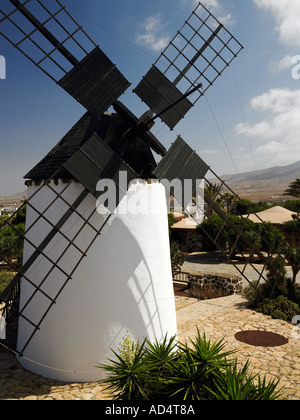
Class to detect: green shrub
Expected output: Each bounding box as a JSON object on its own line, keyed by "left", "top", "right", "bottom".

{"left": 256, "top": 295, "right": 300, "bottom": 322}
{"left": 99, "top": 330, "right": 283, "bottom": 400}
{"left": 284, "top": 246, "right": 300, "bottom": 284}
{"left": 286, "top": 279, "right": 300, "bottom": 307}
{"left": 242, "top": 281, "right": 267, "bottom": 308}
{"left": 170, "top": 242, "right": 185, "bottom": 276}
{"left": 212, "top": 360, "right": 282, "bottom": 400}
{"left": 99, "top": 338, "right": 148, "bottom": 400}
{"left": 0, "top": 223, "right": 24, "bottom": 266}
{"left": 0, "top": 270, "right": 15, "bottom": 295}
{"left": 284, "top": 200, "right": 300, "bottom": 213}
{"left": 284, "top": 219, "right": 300, "bottom": 232}
{"left": 242, "top": 255, "right": 300, "bottom": 309}
{"left": 259, "top": 223, "right": 285, "bottom": 253}
{"left": 199, "top": 215, "right": 280, "bottom": 258}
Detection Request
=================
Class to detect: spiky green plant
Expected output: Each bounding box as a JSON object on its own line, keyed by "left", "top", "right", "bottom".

{"left": 98, "top": 330, "right": 284, "bottom": 400}
{"left": 99, "top": 339, "right": 149, "bottom": 400}
{"left": 211, "top": 360, "right": 283, "bottom": 400}
{"left": 164, "top": 331, "right": 236, "bottom": 400}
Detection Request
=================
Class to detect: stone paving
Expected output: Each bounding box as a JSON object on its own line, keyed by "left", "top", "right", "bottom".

{"left": 0, "top": 293, "right": 299, "bottom": 400}
{"left": 176, "top": 295, "right": 300, "bottom": 401}
{"left": 0, "top": 348, "right": 110, "bottom": 400}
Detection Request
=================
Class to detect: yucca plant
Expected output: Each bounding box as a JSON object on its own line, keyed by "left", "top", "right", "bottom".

{"left": 165, "top": 346, "right": 212, "bottom": 400}
{"left": 211, "top": 360, "right": 283, "bottom": 400}
{"left": 164, "top": 331, "right": 236, "bottom": 400}
{"left": 98, "top": 330, "right": 284, "bottom": 400}
{"left": 99, "top": 334, "right": 179, "bottom": 400}
{"left": 99, "top": 339, "right": 149, "bottom": 400}
{"left": 143, "top": 335, "right": 179, "bottom": 398}
{"left": 183, "top": 330, "right": 236, "bottom": 370}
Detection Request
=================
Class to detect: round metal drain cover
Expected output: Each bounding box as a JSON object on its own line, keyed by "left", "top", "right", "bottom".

{"left": 235, "top": 330, "right": 289, "bottom": 347}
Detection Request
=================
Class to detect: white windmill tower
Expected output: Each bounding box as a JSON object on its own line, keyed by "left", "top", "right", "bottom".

{"left": 0, "top": 0, "right": 250, "bottom": 382}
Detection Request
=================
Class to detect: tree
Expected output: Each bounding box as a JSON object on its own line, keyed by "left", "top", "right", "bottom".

{"left": 284, "top": 179, "right": 300, "bottom": 198}
{"left": 198, "top": 214, "right": 261, "bottom": 258}
{"left": 259, "top": 222, "right": 285, "bottom": 254}
{"left": 284, "top": 245, "right": 300, "bottom": 284}
{"left": 168, "top": 212, "right": 176, "bottom": 235}
{"left": 235, "top": 199, "right": 270, "bottom": 215}
{"left": 204, "top": 182, "right": 223, "bottom": 217}
{"left": 170, "top": 242, "right": 185, "bottom": 276}
{"left": 197, "top": 214, "right": 228, "bottom": 252}
{"left": 0, "top": 223, "right": 24, "bottom": 267}
{"left": 284, "top": 200, "right": 300, "bottom": 213}
{"left": 217, "top": 192, "right": 236, "bottom": 215}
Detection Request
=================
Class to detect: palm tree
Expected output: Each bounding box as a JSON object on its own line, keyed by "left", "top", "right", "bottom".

{"left": 218, "top": 192, "right": 236, "bottom": 215}
{"left": 284, "top": 179, "right": 300, "bottom": 198}
{"left": 204, "top": 182, "right": 223, "bottom": 217}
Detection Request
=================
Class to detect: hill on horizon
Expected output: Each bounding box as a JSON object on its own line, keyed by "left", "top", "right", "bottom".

{"left": 0, "top": 190, "right": 27, "bottom": 207}
{"left": 213, "top": 160, "right": 300, "bottom": 202}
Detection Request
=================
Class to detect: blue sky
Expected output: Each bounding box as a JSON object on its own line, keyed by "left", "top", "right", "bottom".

{"left": 1, "top": 0, "right": 300, "bottom": 196}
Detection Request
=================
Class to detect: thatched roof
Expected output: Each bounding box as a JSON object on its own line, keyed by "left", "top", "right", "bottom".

{"left": 244, "top": 206, "right": 297, "bottom": 224}
{"left": 171, "top": 217, "right": 198, "bottom": 230}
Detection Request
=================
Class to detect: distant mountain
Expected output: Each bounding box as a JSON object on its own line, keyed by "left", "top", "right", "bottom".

{"left": 0, "top": 191, "right": 27, "bottom": 207}
{"left": 211, "top": 161, "right": 300, "bottom": 202}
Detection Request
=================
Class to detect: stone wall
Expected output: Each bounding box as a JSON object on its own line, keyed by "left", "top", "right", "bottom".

{"left": 187, "top": 272, "right": 243, "bottom": 295}
{"left": 171, "top": 229, "right": 203, "bottom": 252}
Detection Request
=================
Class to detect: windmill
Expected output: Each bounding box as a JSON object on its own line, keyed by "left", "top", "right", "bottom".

{"left": 0, "top": 0, "right": 285, "bottom": 383}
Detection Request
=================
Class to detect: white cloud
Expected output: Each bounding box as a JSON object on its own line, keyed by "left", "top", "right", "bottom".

{"left": 201, "top": 0, "right": 234, "bottom": 26}
{"left": 200, "top": 0, "right": 220, "bottom": 10}
{"left": 235, "top": 120, "right": 272, "bottom": 138}
{"left": 250, "top": 88, "right": 300, "bottom": 113}
{"left": 135, "top": 14, "right": 169, "bottom": 52}
{"left": 270, "top": 54, "right": 294, "bottom": 73}
{"left": 181, "top": 0, "right": 234, "bottom": 26}
{"left": 136, "top": 2, "right": 234, "bottom": 52}
{"left": 242, "top": 2, "right": 300, "bottom": 167}
{"left": 234, "top": 88, "right": 300, "bottom": 166}
{"left": 181, "top": 0, "right": 220, "bottom": 12}
{"left": 199, "top": 149, "right": 219, "bottom": 155}
{"left": 253, "top": 0, "right": 300, "bottom": 47}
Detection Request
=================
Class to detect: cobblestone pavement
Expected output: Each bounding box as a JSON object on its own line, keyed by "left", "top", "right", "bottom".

{"left": 176, "top": 295, "right": 300, "bottom": 400}
{"left": 0, "top": 293, "right": 299, "bottom": 400}
{"left": 0, "top": 349, "right": 110, "bottom": 400}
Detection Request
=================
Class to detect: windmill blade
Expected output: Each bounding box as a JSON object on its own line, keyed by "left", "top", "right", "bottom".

{"left": 57, "top": 47, "right": 130, "bottom": 119}
{"left": 62, "top": 133, "right": 139, "bottom": 198}
{"left": 0, "top": 0, "right": 130, "bottom": 116}
{"left": 153, "top": 135, "right": 209, "bottom": 208}
{"left": 134, "top": 2, "right": 243, "bottom": 129}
